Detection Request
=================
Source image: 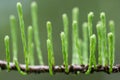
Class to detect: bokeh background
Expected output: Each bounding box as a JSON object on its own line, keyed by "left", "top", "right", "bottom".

{"left": 0, "top": 0, "right": 120, "bottom": 80}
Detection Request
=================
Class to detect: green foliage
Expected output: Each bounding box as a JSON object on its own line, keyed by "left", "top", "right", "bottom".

{"left": 60, "top": 32, "right": 69, "bottom": 73}
{"left": 47, "top": 39, "right": 54, "bottom": 75}
{"left": 31, "top": 2, "right": 43, "bottom": 65}
{"left": 4, "top": 36, "right": 10, "bottom": 71}
{"left": 17, "top": 2, "right": 29, "bottom": 70}
{"left": 3, "top": 1, "right": 115, "bottom": 75}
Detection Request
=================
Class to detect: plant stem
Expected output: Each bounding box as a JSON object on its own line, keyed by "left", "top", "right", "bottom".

{"left": 61, "top": 32, "right": 69, "bottom": 73}
{"left": 31, "top": 2, "right": 43, "bottom": 65}
{"left": 4, "top": 36, "right": 10, "bottom": 71}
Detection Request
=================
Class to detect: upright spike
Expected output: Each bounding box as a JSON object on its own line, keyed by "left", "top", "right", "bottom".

{"left": 27, "top": 26, "right": 34, "bottom": 65}
{"left": 62, "top": 13, "right": 69, "bottom": 58}
{"left": 109, "top": 20, "right": 115, "bottom": 52}
{"left": 72, "top": 7, "right": 79, "bottom": 22}
{"left": 60, "top": 32, "right": 69, "bottom": 73}
{"left": 31, "top": 2, "right": 43, "bottom": 65}
{"left": 100, "top": 12, "right": 108, "bottom": 66}
{"left": 46, "top": 21, "right": 54, "bottom": 65}
{"left": 109, "top": 20, "right": 115, "bottom": 35}
{"left": 4, "top": 35, "right": 10, "bottom": 71}
{"left": 96, "top": 22, "right": 103, "bottom": 65}
{"left": 82, "top": 22, "right": 88, "bottom": 65}
{"left": 17, "top": 2, "right": 29, "bottom": 70}
{"left": 10, "top": 15, "right": 18, "bottom": 61}
{"left": 76, "top": 39, "right": 82, "bottom": 64}
{"left": 88, "top": 12, "right": 94, "bottom": 37}
{"left": 72, "top": 21, "right": 79, "bottom": 64}
{"left": 108, "top": 32, "right": 114, "bottom": 73}
{"left": 86, "top": 34, "right": 96, "bottom": 74}
{"left": 47, "top": 39, "right": 54, "bottom": 75}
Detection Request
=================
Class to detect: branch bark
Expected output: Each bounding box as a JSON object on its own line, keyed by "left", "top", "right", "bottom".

{"left": 0, "top": 60, "right": 119, "bottom": 74}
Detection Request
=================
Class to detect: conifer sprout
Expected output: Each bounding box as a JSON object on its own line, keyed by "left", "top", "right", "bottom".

{"left": 47, "top": 21, "right": 54, "bottom": 65}
{"left": 17, "top": 2, "right": 29, "bottom": 70}
{"left": 31, "top": 1, "right": 43, "bottom": 65}
{"left": 47, "top": 39, "right": 54, "bottom": 75}
{"left": 72, "top": 7, "right": 79, "bottom": 64}
{"left": 30, "top": 43, "right": 34, "bottom": 65}
{"left": 88, "top": 12, "right": 94, "bottom": 37}
{"left": 14, "top": 58, "right": 27, "bottom": 75}
{"left": 76, "top": 39, "right": 82, "bottom": 64}
{"left": 72, "top": 7, "right": 79, "bottom": 21}
{"left": 86, "top": 34, "right": 96, "bottom": 74}
{"left": 62, "top": 13, "right": 69, "bottom": 60}
{"left": 10, "top": 15, "right": 18, "bottom": 61}
{"left": 100, "top": 12, "right": 108, "bottom": 66}
{"left": 109, "top": 20, "right": 115, "bottom": 54}
{"left": 27, "top": 26, "right": 34, "bottom": 65}
{"left": 72, "top": 21, "right": 79, "bottom": 64}
{"left": 109, "top": 20, "right": 115, "bottom": 35}
{"left": 0, "top": 2, "right": 117, "bottom": 74}
{"left": 60, "top": 32, "right": 69, "bottom": 73}
{"left": 108, "top": 32, "right": 114, "bottom": 73}
{"left": 96, "top": 22, "right": 103, "bottom": 65}
{"left": 4, "top": 36, "right": 10, "bottom": 71}
{"left": 10, "top": 15, "right": 26, "bottom": 74}
{"left": 82, "top": 22, "right": 88, "bottom": 65}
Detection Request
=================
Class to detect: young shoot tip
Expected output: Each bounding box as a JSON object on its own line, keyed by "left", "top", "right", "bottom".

{"left": 62, "top": 13, "right": 67, "bottom": 18}
{"left": 28, "top": 25, "right": 32, "bottom": 30}
{"left": 83, "top": 22, "right": 88, "bottom": 27}
{"left": 47, "top": 39, "right": 51, "bottom": 44}
{"left": 47, "top": 21, "right": 51, "bottom": 25}
{"left": 100, "top": 12, "right": 106, "bottom": 19}
{"left": 17, "top": 2, "right": 22, "bottom": 8}
{"left": 72, "top": 7, "right": 79, "bottom": 12}
{"left": 31, "top": 1, "right": 37, "bottom": 8}
{"left": 90, "top": 34, "right": 96, "bottom": 39}
{"left": 73, "top": 20, "right": 77, "bottom": 24}
{"left": 88, "top": 12, "right": 94, "bottom": 19}
{"left": 10, "top": 15, "right": 15, "bottom": 20}
{"left": 60, "top": 32, "right": 65, "bottom": 37}
{"left": 4, "top": 35, "right": 9, "bottom": 41}
{"left": 109, "top": 20, "right": 114, "bottom": 26}
{"left": 108, "top": 32, "right": 113, "bottom": 37}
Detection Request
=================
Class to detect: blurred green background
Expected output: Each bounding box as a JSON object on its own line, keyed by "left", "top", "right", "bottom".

{"left": 0, "top": 0, "right": 120, "bottom": 80}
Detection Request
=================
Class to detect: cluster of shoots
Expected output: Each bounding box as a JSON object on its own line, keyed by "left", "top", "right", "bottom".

{"left": 3, "top": 2, "right": 115, "bottom": 75}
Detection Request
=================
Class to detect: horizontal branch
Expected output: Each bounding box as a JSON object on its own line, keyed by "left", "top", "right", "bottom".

{"left": 0, "top": 60, "right": 120, "bottom": 74}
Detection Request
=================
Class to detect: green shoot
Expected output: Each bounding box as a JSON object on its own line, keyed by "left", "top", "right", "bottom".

{"left": 82, "top": 22, "right": 88, "bottom": 65}
{"left": 17, "top": 2, "right": 29, "bottom": 70}
{"left": 14, "top": 58, "right": 27, "bottom": 75}
{"left": 108, "top": 32, "right": 114, "bottom": 73}
{"left": 96, "top": 22, "right": 103, "bottom": 65}
{"left": 31, "top": 2, "right": 43, "bottom": 65}
{"left": 100, "top": 12, "right": 107, "bottom": 66}
{"left": 109, "top": 20, "right": 115, "bottom": 35}
{"left": 27, "top": 26, "right": 34, "bottom": 65}
{"left": 86, "top": 34, "right": 96, "bottom": 74}
{"left": 76, "top": 39, "right": 82, "bottom": 64}
{"left": 62, "top": 13, "right": 69, "bottom": 60}
{"left": 72, "top": 7, "right": 79, "bottom": 22}
{"left": 47, "top": 39, "right": 54, "bottom": 75}
{"left": 4, "top": 35, "right": 10, "bottom": 71}
{"left": 60, "top": 32, "right": 69, "bottom": 73}
{"left": 72, "top": 21, "right": 79, "bottom": 64}
{"left": 109, "top": 20, "right": 115, "bottom": 53}
{"left": 46, "top": 21, "right": 54, "bottom": 65}
{"left": 10, "top": 15, "right": 18, "bottom": 61}
{"left": 88, "top": 12, "right": 94, "bottom": 37}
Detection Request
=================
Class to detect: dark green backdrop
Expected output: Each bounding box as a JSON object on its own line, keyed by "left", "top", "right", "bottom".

{"left": 0, "top": 0, "right": 120, "bottom": 80}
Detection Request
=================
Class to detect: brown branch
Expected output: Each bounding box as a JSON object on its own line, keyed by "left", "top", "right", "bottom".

{"left": 0, "top": 60, "right": 120, "bottom": 74}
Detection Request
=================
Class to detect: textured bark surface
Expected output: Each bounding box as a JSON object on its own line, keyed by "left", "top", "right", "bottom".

{"left": 0, "top": 60, "right": 119, "bottom": 74}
